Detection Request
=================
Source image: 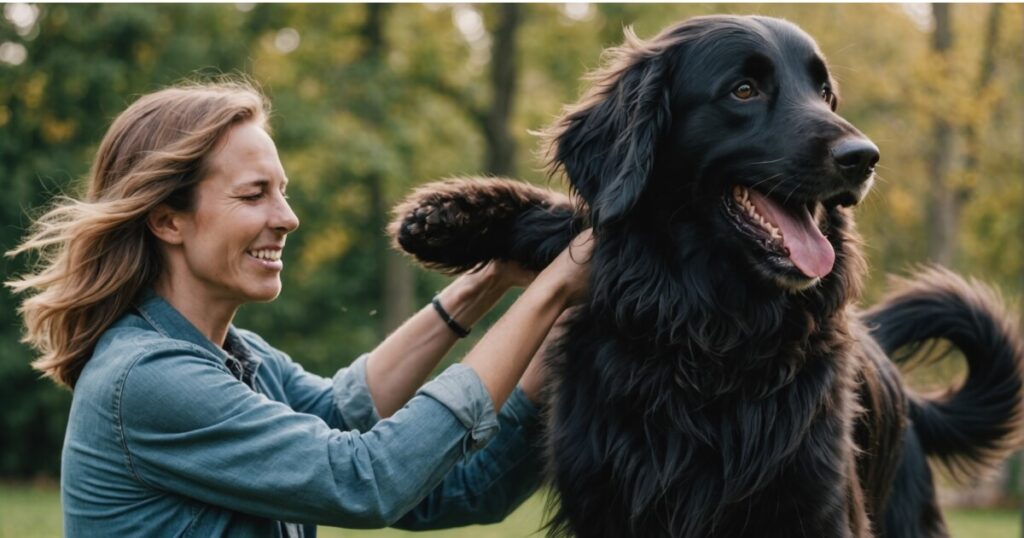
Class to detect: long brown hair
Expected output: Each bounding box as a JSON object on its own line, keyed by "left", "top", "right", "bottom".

{"left": 6, "top": 80, "right": 270, "bottom": 388}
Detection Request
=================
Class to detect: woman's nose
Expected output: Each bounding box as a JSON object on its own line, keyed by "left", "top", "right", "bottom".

{"left": 273, "top": 195, "right": 300, "bottom": 233}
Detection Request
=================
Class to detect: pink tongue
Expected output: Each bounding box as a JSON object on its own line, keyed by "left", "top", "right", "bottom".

{"left": 747, "top": 191, "right": 835, "bottom": 278}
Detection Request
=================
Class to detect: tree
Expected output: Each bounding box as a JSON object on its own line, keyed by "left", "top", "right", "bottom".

{"left": 926, "top": 3, "right": 957, "bottom": 266}
{"left": 357, "top": 4, "right": 415, "bottom": 335}
{"left": 483, "top": 4, "right": 521, "bottom": 176}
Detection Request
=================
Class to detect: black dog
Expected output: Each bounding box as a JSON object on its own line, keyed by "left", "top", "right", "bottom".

{"left": 390, "top": 15, "right": 1024, "bottom": 537}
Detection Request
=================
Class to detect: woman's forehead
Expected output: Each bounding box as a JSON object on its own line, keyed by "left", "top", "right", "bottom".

{"left": 205, "top": 122, "right": 286, "bottom": 186}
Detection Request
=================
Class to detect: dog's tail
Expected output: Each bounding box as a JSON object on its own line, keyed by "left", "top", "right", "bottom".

{"left": 863, "top": 266, "right": 1024, "bottom": 478}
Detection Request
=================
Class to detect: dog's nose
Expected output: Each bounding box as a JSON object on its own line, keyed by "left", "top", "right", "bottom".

{"left": 831, "top": 138, "right": 880, "bottom": 181}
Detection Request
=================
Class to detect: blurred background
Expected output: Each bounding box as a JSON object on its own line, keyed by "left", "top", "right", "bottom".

{"left": 0, "top": 3, "right": 1021, "bottom": 537}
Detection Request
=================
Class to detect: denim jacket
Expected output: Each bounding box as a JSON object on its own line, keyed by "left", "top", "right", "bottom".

{"left": 62, "top": 291, "right": 545, "bottom": 537}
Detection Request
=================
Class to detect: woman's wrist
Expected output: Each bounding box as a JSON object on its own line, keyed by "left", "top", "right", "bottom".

{"left": 436, "top": 266, "right": 512, "bottom": 331}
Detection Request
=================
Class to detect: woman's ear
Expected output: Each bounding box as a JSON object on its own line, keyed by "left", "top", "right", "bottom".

{"left": 146, "top": 204, "right": 185, "bottom": 246}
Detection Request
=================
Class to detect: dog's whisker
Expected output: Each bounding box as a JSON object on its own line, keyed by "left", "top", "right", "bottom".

{"left": 744, "top": 157, "right": 786, "bottom": 168}
{"left": 763, "top": 174, "right": 794, "bottom": 200}
{"left": 783, "top": 188, "right": 794, "bottom": 207}
{"left": 748, "top": 173, "right": 784, "bottom": 192}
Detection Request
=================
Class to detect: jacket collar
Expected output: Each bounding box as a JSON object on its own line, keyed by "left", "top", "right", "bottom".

{"left": 133, "top": 289, "right": 257, "bottom": 367}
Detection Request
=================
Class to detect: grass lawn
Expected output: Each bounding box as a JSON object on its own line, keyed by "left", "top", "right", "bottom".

{"left": 1, "top": 482, "right": 1019, "bottom": 537}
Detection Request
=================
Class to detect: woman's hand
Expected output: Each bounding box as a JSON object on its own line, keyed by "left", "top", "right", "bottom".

{"left": 474, "top": 259, "right": 538, "bottom": 291}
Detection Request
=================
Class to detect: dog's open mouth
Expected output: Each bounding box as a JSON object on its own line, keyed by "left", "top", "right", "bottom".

{"left": 724, "top": 186, "right": 834, "bottom": 280}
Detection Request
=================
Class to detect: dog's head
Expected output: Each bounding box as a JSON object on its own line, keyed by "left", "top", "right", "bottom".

{"left": 547, "top": 15, "right": 877, "bottom": 291}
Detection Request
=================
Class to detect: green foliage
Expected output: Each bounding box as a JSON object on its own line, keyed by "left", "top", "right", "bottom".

{"left": 1, "top": 4, "right": 1021, "bottom": 488}
{"left": 1, "top": 3, "right": 254, "bottom": 477}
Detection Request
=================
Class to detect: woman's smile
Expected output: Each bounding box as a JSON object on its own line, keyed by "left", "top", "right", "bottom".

{"left": 245, "top": 247, "right": 284, "bottom": 270}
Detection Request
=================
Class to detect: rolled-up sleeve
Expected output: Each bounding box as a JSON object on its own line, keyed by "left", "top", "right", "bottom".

{"left": 393, "top": 385, "right": 546, "bottom": 529}
{"left": 331, "top": 353, "right": 381, "bottom": 432}
{"left": 416, "top": 364, "right": 501, "bottom": 453}
{"left": 118, "top": 346, "right": 498, "bottom": 528}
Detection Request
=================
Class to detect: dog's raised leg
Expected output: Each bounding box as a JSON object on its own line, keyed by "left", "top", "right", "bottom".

{"left": 388, "top": 177, "right": 583, "bottom": 274}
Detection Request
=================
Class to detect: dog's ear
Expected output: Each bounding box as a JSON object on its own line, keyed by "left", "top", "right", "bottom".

{"left": 548, "top": 29, "right": 673, "bottom": 229}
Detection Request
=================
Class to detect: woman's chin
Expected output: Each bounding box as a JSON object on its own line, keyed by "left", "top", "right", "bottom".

{"left": 242, "top": 281, "right": 282, "bottom": 303}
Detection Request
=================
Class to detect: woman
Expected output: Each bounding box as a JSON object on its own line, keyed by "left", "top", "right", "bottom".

{"left": 7, "top": 81, "right": 591, "bottom": 536}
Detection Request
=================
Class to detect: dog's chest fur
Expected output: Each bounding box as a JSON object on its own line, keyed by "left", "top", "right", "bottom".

{"left": 547, "top": 319, "right": 866, "bottom": 538}
{"left": 545, "top": 225, "right": 869, "bottom": 538}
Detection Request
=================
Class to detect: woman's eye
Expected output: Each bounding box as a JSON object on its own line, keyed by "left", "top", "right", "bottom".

{"left": 732, "top": 82, "right": 758, "bottom": 100}
{"left": 239, "top": 193, "right": 262, "bottom": 201}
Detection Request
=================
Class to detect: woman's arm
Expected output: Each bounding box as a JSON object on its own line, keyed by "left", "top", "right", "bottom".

{"left": 391, "top": 309, "right": 577, "bottom": 529}
{"left": 116, "top": 232, "right": 590, "bottom": 529}
{"left": 117, "top": 348, "right": 500, "bottom": 529}
{"left": 392, "top": 386, "right": 544, "bottom": 530}
{"left": 517, "top": 306, "right": 577, "bottom": 404}
{"left": 462, "top": 230, "right": 591, "bottom": 411}
{"left": 365, "top": 260, "right": 535, "bottom": 418}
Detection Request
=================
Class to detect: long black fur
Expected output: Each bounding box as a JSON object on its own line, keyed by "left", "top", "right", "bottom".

{"left": 389, "top": 15, "right": 1024, "bottom": 538}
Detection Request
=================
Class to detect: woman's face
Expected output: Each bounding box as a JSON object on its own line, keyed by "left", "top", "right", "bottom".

{"left": 174, "top": 121, "right": 299, "bottom": 307}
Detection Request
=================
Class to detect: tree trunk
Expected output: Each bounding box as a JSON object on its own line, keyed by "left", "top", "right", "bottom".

{"left": 926, "top": 3, "right": 957, "bottom": 266}
{"left": 368, "top": 171, "right": 415, "bottom": 335}
{"left": 960, "top": 4, "right": 1002, "bottom": 208}
{"left": 484, "top": 4, "right": 521, "bottom": 176}
{"left": 359, "top": 4, "right": 415, "bottom": 335}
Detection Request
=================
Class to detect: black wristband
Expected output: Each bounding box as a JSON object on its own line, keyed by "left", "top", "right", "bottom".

{"left": 432, "top": 295, "right": 471, "bottom": 338}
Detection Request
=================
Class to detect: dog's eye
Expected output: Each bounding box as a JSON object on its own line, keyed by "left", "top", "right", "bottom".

{"left": 821, "top": 84, "right": 837, "bottom": 110}
{"left": 732, "top": 82, "right": 758, "bottom": 100}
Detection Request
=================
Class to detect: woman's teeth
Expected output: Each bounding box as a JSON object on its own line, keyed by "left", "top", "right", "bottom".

{"left": 248, "top": 249, "right": 282, "bottom": 261}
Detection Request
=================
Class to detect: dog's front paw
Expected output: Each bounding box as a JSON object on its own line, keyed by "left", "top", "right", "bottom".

{"left": 388, "top": 177, "right": 573, "bottom": 274}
